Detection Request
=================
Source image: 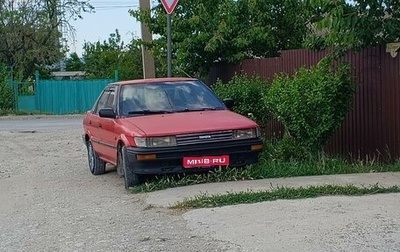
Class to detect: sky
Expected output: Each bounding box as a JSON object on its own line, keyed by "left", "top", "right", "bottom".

{"left": 68, "top": 0, "right": 143, "bottom": 56}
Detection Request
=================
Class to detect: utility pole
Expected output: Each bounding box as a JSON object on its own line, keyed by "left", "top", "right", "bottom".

{"left": 139, "top": 0, "right": 156, "bottom": 78}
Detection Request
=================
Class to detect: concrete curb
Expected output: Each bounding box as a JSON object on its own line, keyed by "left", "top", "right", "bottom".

{"left": 145, "top": 172, "right": 400, "bottom": 208}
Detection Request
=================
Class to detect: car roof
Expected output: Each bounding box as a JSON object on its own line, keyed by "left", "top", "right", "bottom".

{"left": 110, "top": 77, "right": 198, "bottom": 86}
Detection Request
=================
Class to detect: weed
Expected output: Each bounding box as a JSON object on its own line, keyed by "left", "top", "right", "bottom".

{"left": 172, "top": 184, "right": 400, "bottom": 209}
{"left": 131, "top": 157, "right": 400, "bottom": 193}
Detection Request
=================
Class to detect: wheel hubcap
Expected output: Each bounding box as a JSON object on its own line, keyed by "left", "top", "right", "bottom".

{"left": 117, "top": 151, "right": 124, "bottom": 176}
{"left": 88, "top": 144, "right": 94, "bottom": 171}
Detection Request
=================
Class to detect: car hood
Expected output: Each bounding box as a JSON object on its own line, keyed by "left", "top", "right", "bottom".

{"left": 121, "top": 110, "right": 258, "bottom": 136}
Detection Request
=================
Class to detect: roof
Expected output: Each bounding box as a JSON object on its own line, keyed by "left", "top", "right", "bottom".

{"left": 51, "top": 71, "right": 86, "bottom": 77}
{"left": 111, "top": 77, "right": 198, "bottom": 86}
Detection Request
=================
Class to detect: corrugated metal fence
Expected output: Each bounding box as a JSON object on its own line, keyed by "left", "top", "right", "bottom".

{"left": 18, "top": 78, "right": 112, "bottom": 114}
{"left": 209, "top": 45, "right": 400, "bottom": 161}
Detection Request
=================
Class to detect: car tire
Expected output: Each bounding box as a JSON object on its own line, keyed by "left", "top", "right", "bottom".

{"left": 87, "top": 141, "right": 106, "bottom": 175}
{"left": 118, "top": 146, "right": 141, "bottom": 189}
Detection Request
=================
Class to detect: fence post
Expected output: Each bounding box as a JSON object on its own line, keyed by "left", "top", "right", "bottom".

{"left": 35, "top": 70, "right": 40, "bottom": 112}
{"left": 12, "top": 80, "right": 18, "bottom": 111}
{"left": 114, "top": 70, "right": 119, "bottom": 82}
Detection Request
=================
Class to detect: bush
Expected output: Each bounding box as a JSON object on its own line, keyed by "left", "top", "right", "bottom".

{"left": 0, "top": 64, "right": 14, "bottom": 110}
{"left": 262, "top": 135, "right": 309, "bottom": 161}
{"left": 212, "top": 75, "right": 271, "bottom": 126}
{"left": 266, "top": 60, "right": 355, "bottom": 153}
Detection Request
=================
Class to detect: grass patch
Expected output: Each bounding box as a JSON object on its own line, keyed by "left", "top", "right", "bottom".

{"left": 172, "top": 184, "right": 400, "bottom": 209}
{"left": 0, "top": 109, "right": 52, "bottom": 116}
{"left": 131, "top": 158, "right": 400, "bottom": 193}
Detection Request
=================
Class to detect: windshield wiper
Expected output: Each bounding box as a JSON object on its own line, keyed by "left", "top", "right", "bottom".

{"left": 176, "top": 107, "right": 218, "bottom": 112}
{"left": 128, "top": 110, "right": 173, "bottom": 115}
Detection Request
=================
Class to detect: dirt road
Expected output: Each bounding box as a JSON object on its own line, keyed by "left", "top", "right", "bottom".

{"left": 0, "top": 118, "right": 238, "bottom": 252}
{"left": 1, "top": 116, "right": 399, "bottom": 252}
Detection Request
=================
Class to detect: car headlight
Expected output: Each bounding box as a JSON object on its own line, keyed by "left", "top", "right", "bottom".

{"left": 233, "top": 128, "right": 259, "bottom": 139}
{"left": 134, "top": 136, "right": 177, "bottom": 147}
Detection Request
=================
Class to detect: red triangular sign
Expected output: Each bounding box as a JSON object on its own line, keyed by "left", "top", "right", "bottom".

{"left": 161, "top": 0, "right": 179, "bottom": 14}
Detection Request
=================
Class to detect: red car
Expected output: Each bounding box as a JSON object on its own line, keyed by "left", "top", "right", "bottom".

{"left": 82, "top": 78, "right": 263, "bottom": 189}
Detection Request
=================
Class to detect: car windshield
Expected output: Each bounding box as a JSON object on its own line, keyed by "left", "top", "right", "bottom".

{"left": 119, "top": 81, "right": 225, "bottom": 116}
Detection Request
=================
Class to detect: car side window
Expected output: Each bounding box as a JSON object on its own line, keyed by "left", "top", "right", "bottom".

{"left": 94, "top": 87, "right": 116, "bottom": 114}
{"left": 95, "top": 91, "right": 110, "bottom": 113}
{"left": 105, "top": 90, "right": 116, "bottom": 109}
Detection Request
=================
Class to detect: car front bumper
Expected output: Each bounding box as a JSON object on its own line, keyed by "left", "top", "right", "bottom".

{"left": 125, "top": 138, "right": 263, "bottom": 175}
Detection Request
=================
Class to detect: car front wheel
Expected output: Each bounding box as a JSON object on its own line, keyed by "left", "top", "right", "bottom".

{"left": 118, "top": 146, "right": 141, "bottom": 189}
{"left": 87, "top": 141, "right": 106, "bottom": 175}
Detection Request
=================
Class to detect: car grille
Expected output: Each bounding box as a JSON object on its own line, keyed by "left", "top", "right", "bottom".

{"left": 176, "top": 130, "right": 233, "bottom": 146}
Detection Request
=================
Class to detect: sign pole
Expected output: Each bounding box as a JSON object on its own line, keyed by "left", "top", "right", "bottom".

{"left": 161, "top": 0, "right": 179, "bottom": 77}
{"left": 167, "top": 13, "right": 172, "bottom": 77}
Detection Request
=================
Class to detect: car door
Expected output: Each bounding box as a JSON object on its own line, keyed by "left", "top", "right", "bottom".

{"left": 97, "top": 86, "right": 118, "bottom": 164}
{"left": 88, "top": 88, "right": 110, "bottom": 155}
{"left": 90, "top": 86, "right": 116, "bottom": 162}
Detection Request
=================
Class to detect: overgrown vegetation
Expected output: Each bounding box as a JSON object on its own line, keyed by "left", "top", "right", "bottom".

{"left": 172, "top": 184, "right": 400, "bottom": 209}
{"left": 212, "top": 75, "right": 271, "bottom": 126}
{"left": 0, "top": 64, "right": 14, "bottom": 111}
{"left": 132, "top": 152, "right": 400, "bottom": 193}
{"left": 0, "top": 110, "right": 51, "bottom": 117}
{"left": 266, "top": 61, "right": 355, "bottom": 153}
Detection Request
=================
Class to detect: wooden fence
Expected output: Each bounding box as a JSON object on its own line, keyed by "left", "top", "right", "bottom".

{"left": 209, "top": 45, "right": 400, "bottom": 161}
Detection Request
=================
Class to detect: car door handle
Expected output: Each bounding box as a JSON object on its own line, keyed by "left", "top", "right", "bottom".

{"left": 89, "top": 120, "right": 92, "bottom": 125}
{"left": 98, "top": 123, "right": 102, "bottom": 128}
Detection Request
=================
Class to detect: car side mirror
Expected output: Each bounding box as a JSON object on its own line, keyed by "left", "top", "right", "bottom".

{"left": 99, "top": 108, "right": 116, "bottom": 119}
{"left": 223, "top": 98, "right": 234, "bottom": 110}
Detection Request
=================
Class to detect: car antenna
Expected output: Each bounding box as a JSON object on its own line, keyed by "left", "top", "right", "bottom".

{"left": 176, "top": 66, "right": 193, "bottom": 78}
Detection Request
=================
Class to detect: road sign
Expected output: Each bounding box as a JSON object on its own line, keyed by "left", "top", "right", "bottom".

{"left": 161, "top": 0, "right": 179, "bottom": 14}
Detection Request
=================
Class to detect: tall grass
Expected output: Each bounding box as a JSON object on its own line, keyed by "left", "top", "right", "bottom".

{"left": 132, "top": 154, "right": 400, "bottom": 193}
{"left": 172, "top": 184, "right": 400, "bottom": 209}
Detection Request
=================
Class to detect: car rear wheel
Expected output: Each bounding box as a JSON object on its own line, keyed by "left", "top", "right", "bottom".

{"left": 118, "top": 146, "right": 141, "bottom": 189}
{"left": 87, "top": 141, "right": 106, "bottom": 175}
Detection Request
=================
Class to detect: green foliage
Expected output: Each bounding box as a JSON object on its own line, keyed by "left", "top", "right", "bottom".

{"left": 266, "top": 61, "right": 355, "bottom": 152}
{"left": 262, "top": 135, "right": 309, "bottom": 161}
{"left": 212, "top": 75, "right": 270, "bottom": 126}
{"left": 305, "top": 0, "right": 400, "bottom": 52}
{"left": 80, "top": 30, "right": 143, "bottom": 80}
{"left": 65, "top": 53, "right": 84, "bottom": 71}
{"left": 131, "top": 151, "right": 400, "bottom": 193}
{"left": 0, "top": 64, "right": 14, "bottom": 110}
{"left": 173, "top": 184, "right": 400, "bottom": 208}
{"left": 0, "top": 0, "right": 93, "bottom": 81}
{"left": 131, "top": 0, "right": 310, "bottom": 77}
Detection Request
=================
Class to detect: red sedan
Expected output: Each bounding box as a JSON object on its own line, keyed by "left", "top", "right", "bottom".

{"left": 82, "top": 78, "right": 263, "bottom": 189}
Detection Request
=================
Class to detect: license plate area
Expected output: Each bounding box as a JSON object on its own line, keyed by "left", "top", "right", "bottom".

{"left": 183, "top": 155, "right": 230, "bottom": 168}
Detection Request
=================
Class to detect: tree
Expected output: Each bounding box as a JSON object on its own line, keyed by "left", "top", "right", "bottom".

{"left": 304, "top": 0, "right": 400, "bottom": 52}
{"left": 81, "top": 30, "right": 143, "bottom": 80}
{"left": 0, "top": 0, "right": 93, "bottom": 81}
{"left": 0, "top": 63, "right": 13, "bottom": 110}
{"left": 65, "top": 52, "right": 84, "bottom": 71}
{"left": 131, "top": 0, "right": 310, "bottom": 77}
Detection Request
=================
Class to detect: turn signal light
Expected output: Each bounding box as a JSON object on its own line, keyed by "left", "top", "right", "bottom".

{"left": 251, "top": 144, "right": 263, "bottom": 151}
{"left": 136, "top": 154, "right": 157, "bottom": 161}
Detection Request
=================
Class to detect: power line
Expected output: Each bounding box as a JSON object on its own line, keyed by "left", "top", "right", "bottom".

{"left": 94, "top": 6, "right": 139, "bottom": 10}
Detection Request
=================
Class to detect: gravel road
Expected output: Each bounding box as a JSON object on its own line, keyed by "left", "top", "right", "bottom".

{"left": 0, "top": 119, "right": 239, "bottom": 252}
{"left": 1, "top": 116, "right": 399, "bottom": 252}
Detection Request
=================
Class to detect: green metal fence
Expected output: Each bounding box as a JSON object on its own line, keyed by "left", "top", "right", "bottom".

{"left": 15, "top": 72, "right": 114, "bottom": 114}
{"left": 35, "top": 79, "right": 112, "bottom": 114}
